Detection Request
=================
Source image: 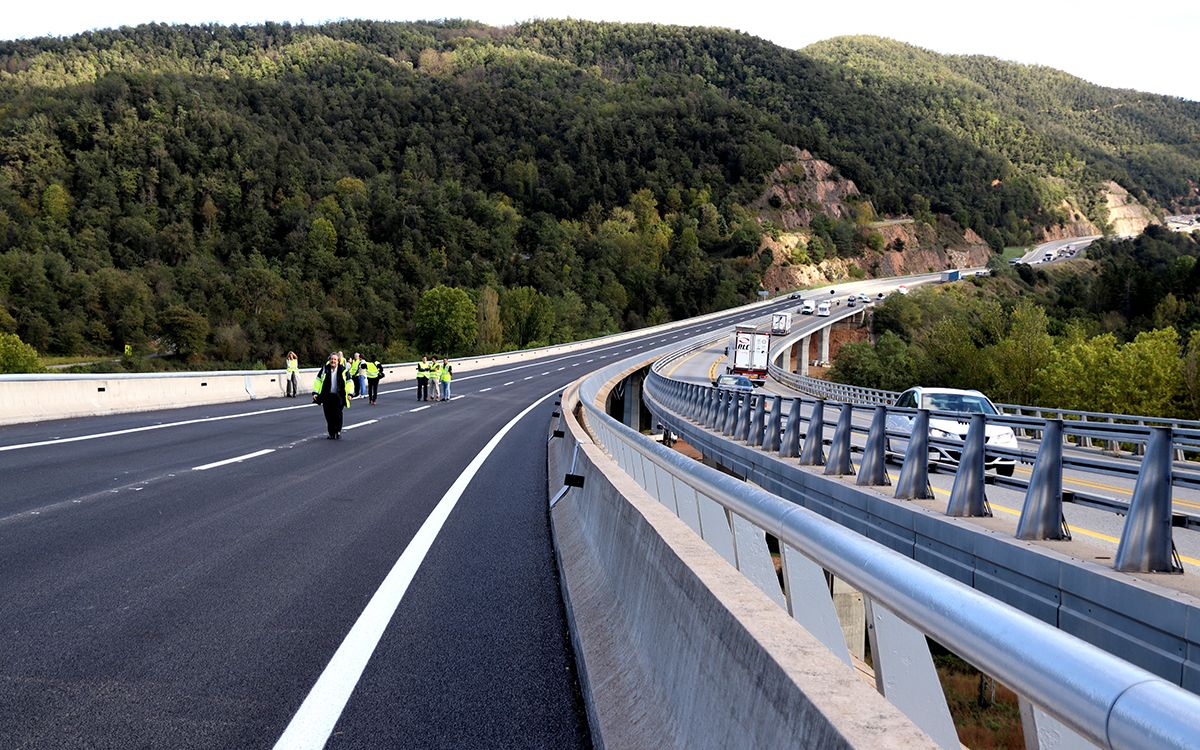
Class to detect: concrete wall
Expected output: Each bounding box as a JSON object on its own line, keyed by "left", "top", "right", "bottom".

{"left": 1, "top": 292, "right": 796, "bottom": 426}
{"left": 548, "top": 389, "right": 936, "bottom": 749}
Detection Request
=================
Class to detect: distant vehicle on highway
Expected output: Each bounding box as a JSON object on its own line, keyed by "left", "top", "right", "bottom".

{"left": 846, "top": 296, "right": 857, "bottom": 308}
{"left": 856, "top": 292, "right": 871, "bottom": 304}
{"left": 876, "top": 292, "right": 885, "bottom": 300}
{"left": 800, "top": 300, "right": 816, "bottom": 315}
{"left": 886, "top": 387, "right": 1018, "bottom": 476}
{"left": 817, "top": 301, "right": 832, "bottom": 316}
{"left": 713, "top": 373, "right": 754, "bottom": 392}
{"left": 896, "top": 285, "right": 909, "bottom": 295}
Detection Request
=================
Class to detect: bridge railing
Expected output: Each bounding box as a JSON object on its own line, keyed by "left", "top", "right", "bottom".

{"left": 767, "top": 366, "right": 1200, "bottom": 455}
{"left": 574, "top": 349, "right": 1200, "bottom": 750}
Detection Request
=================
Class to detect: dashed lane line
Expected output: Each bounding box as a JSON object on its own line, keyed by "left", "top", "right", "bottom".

{"left": 503, "top": 382, "right": 515, "bottom": 386}
{"left": 478, "top": 388, "right": 492, "bottom": 393}
{"left": 193, "top": 449, "right": 275, "bottom": 472}
{"left": 409, "top": 406, "right": 431, "bottom": 413}
{"left": 342, "top": 420, "right": 377, "bottom": 431}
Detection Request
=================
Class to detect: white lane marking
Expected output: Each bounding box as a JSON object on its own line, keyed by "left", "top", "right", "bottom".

{"left": 504, "top": 381, "right": 515, "bottom": 386}
{"left": 478, "top": 388, "right": 492, "bottom": 393}
{"left": 409, "top": 405, "right": 431, "bottom": 413}
{"left": 272, "top": 386, "right": 562, "bottom": 750}
{"left": 1, "top": 403, "right": 315, "bottom": 453}
{"left": 586, "top": 359, "right": 594, "bottom": 363}
{"left": 450, "top": 395, "right": 464, "bottom": 401}
{"left": 193, "top": 449, "right": 275, "bottom": 471}
{"left": 556, "top": 367, "right": 565, "bottom": 372}
{"left": 524, "top": 376, "right": 534, "bottom": 381}
{"left": 342, "top": 420, "right": 377, "bottom": 431}
{"left": 572, "top": 363, "right": 579, "bottom": 367}
{"left": 541, "top": 371, "right": 550, "bottom": 376}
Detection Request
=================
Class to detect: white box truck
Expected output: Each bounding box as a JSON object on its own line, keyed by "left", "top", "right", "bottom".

{"left": 728, "top": 324, "right": 770, "bottom": 384}
{"left": 771, "top": 312, "right": 792, "bottom": 335}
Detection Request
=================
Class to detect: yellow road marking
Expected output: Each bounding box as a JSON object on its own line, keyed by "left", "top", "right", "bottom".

{"left": 1014, "top": 465, "right": 1200, "bottom": 511}
{"left": 883, "top": 472, "right": 1200, "bottom": 567}
{"left": 708, "top": 355, "right": 725, "bottom": 383}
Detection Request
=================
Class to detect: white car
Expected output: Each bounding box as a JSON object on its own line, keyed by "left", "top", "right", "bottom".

{"left": 816, "top": 301, "right": 831, "bottom": 317}
{"left": 856, "top": 292, "right": 871, "bottom": 304}
{"left": 800, "top": 301, "right": 816, "bottom": 314}
{"left": 887, "top": 387, "right": 1018, "bottom": 476}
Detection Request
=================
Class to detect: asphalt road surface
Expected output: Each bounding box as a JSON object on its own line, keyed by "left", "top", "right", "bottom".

{"left": 0, "top": 294, "right": 813, "bottom": 749}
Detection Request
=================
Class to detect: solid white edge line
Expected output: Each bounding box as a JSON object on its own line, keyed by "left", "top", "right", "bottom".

{"left": 342, "top": 420, "right": 377, "bottom": 431}
{"left": 272, "top": 386, "right": 562, "bottom": 750}
{"left": 192, "top": 448, "right": 275, "bottom": 471}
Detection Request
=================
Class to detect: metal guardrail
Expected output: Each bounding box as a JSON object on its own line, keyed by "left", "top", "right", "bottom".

{"left": 768, "top": 366, "right": 1200, "bottom": 455}
{"left": 574, "top": 351, "right": 1200, "bottom": 750}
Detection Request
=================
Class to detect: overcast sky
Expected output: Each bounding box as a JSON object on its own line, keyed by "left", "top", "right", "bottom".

{"left": 3, "top": 1, "right": 1197, "bottom": 102}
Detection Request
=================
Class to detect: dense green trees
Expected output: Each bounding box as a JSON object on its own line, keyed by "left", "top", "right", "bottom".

{"left": 833, "top": 235, "right": 1200, "bottom": 418}
{"left": 0, "top": 20, "right": 1195, "bottom": 372}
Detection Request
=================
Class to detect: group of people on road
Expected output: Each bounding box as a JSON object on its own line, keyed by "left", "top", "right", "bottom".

{"left": 415, "top": 356, "right": 453, "bottom": 402}
{"left": 296, "top": 351, "right": 453, "bottom": 440}
{"left": 304, "top": 351, "right": 386, "bottom": 439}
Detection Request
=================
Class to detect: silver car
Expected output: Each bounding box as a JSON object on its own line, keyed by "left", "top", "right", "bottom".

{"left": 887, "top": 387, "right": 1018, "bottom": 476}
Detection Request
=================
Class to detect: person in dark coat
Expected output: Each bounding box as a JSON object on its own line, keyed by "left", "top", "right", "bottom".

{"left": 312, "top": 352, "right": 351, "bottom": 439}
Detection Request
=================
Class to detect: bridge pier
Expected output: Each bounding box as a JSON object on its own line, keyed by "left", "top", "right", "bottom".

{"left": 799, "top": 336, "right": 810, "bottom": 376}
{"left": 819, "top": 328, "right": 831, "bottom": 366}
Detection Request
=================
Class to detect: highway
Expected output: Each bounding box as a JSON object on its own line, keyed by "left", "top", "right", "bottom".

{"left": 663, "top": 305, "right": 1200, "bottom": 585}
{"left": 0, "top": 297, "right": 808, "bottom": 750}
{"left": 1018, "top": 236, "right": 1101, "bottom": 265}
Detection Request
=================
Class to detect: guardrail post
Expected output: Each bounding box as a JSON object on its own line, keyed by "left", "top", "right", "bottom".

{"left": 723, "top": 392, "right": 740, "bottom": 436}
{"left": 780, "top": 398, "right": 803, "bottom": 458}
{"left": 764, "top": 395, "right": 783, "bottom": 453}
{"left": 1114, "top": 427, "right": 1181, "bottom": 573}
{"left": 691, "top": 385, "right": 703, "bottom": 420}
{"left": 799, "top": 399, "right": 826, "bottom": 466}
{"left": 946, "top": 414, "right": 991, "bottom": 517}
{"left": 857, "top": 405, "right": 891, "bottom": 487}
{"left": 738, "top": 393, "right": 754, "bottom": 442}
{"left": 704, "top": 388, "right": 719, "bottom": 427}
{"left": 1016, "top": 419, "right": 1069, "bottom": 540}
{"left": 824, "top": 403, "right": 855, "bottom": 476}
{"left": 895, "top": 409, "right": 933, "bottom": 500}
{"left": 748, "top": 394, "right": 767, "bottom": 447}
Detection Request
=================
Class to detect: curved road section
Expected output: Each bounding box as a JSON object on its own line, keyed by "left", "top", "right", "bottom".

{"left": 0, "top": 296, "right": 804, "bottom": 748}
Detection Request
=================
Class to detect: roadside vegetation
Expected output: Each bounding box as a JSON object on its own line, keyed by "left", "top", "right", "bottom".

{"left": 830, "top": 227, "right": 1200, "bottom": 417}
{"left": 1, "top": 21, "right": 1196, "bottom": 372}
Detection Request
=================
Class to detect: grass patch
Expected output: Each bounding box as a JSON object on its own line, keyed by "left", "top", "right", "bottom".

{"left": 935, "top": 652, "right": 1025, "bottom": 748}
{"left": 1000, "top": 246, "right": 1028, "bottom": 260}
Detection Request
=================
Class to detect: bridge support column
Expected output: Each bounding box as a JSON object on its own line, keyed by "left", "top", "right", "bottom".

{"left": 623, "top": 373, "right": 642, "bottom": 431}
{"left": 799, "top": 336, "right": 811, "bottom": 376}
{"left": 832, "top": 577, "right": 866, "bottom": 661}
{"left": 819, "top": 327, "right": 831, "bottom": 366}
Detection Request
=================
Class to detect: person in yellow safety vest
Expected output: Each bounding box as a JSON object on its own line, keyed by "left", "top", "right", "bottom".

{"left": 364, "top": 357, "right": 383, "bottom": 405}
{"left": 429, "top": 358, "right": 442, "bottom": 401}
{"left": 416, "top": 356, "right": 430, "bottom": 401}
{"left": 347, "top": 353, "right": 361, "bottom": 398}
{"left": 439, "top": 358, "right": 453, "bottom": 401}
{"left": 285, "top": 351, "right": 299, "bottom": 398}
{"left": 312, "top": 352, "right": 351, "bottom": 439}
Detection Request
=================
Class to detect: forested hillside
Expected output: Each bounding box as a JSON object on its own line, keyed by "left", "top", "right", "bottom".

{"left": 0, "top": 20, "right": 1196, "bottom": 369}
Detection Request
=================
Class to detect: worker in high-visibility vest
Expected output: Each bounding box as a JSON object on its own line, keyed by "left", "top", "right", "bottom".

{"left": 312, "top": 352, "right": 351, "bottom": 439}
{"left": 285, "top": 351, "right": 299, "bottom": 398}
{"left": 429, "top": 358, "right": 442, "bottom": 401}
{"left": 416, "top": 356, "right": 430, "bottom": 401}
{"left": 364, "top": 357, "right": 383, "bottom": 405}
{"left": 439, "top": 358, "right": 453, "bottom": 401}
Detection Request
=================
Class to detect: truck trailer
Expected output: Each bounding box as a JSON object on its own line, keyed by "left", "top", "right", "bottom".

{"left": 728, "top": 324, "right": 770, "bottom": 384}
